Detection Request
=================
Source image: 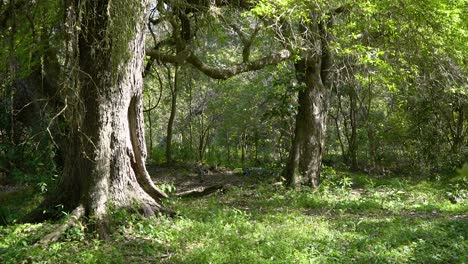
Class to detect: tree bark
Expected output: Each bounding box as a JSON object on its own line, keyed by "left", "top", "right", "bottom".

{"left": 285, "top": 60, "right": 329, "bottom": 188}
{"left": 284, "top": 20, "right": 332, "bottom": 188}
{"left": 28, "top": 0, "right": 168, "bottom": 233}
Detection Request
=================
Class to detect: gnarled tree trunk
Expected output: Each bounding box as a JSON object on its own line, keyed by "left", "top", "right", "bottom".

{"left": 28, "top": 0, "right": 168, "bottom": 237}
{"left": 285, "top": 60, "right": 329, "bottom": 188}
{"left": 285, "top": 19, "right": 333, "bottom": 188}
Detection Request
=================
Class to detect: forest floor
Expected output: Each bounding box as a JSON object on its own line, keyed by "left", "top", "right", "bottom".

{"left": 0, "top": 165, "right": 467, "bottom": 263}
{"left": 148, "top": 164, "right": 264, "bottom": 194}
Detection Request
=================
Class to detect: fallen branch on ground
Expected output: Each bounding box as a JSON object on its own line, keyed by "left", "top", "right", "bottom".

{"left": 175, "top": 184, "right": 224, "bottom": 198}
{"left": 38, "top": 204, "right": 85, "bottom": 245}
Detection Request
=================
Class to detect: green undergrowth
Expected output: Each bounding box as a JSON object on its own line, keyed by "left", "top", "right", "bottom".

{"left": 1, "top": 171, "right": 466, "bottom": 263}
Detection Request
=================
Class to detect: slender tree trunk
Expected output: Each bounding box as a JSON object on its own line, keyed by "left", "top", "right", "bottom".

{"left": 332, "top": 113, "right": 346, "bottom": 160}
{"left": 365, "top": 75, "right": 376, "bottom": 170}
{"left": 332, "top": 94, "right": 347, "bottom": 161}
{"left": 226, "top": 132, "right": 231, "bottom": 163}
{"left": 348, "top": 87, "right": 358, "bottom": 171}
{"left": 254, "top": 130, "right": 259, "bottom": 164}
{"left": 166, "top": 65, "right": 179, "bottom": 163}
{"left": 451, "top": 106, "right": 465, "bottom": 153}
{"left": 197, "top": 112, "right": 205, "bottom": 162}
{"left": 241, "top": 131, "right": 246, "bottom": 167}
{"left": 188, "top": 79, "right": 194, "bottom": 160}
{"left": 28, "top": 0, "right": 168, "bottom": 234}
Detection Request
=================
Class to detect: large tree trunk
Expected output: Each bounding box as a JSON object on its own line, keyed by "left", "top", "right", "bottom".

{"left": 285, "top": 60, "right": 329, "bottom": 188}
{"left": 29, "top": 0, "right": 168, "bottom": 235}
{"left": 285, "top": 20, "right": 333, "bottom": 188}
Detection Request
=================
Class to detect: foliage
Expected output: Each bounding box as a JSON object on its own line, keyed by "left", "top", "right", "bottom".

{"left": 1, "top": 0, "right": 467, "bottom": 261}
{"left": 0, "top": 0, "right": 64, "bottom": 187}
{"left": 323, "top": 0, "right": 468, "bottom": 173}
{"left": 1, "top": 172, "right": 466, "bottom": 263}
{"left": 142, "top": 0, "right": 467, "bottom": 175}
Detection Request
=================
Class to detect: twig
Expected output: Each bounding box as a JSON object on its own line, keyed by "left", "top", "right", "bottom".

{"left": 46, "top": 98, "right": 67, "bottom": 148}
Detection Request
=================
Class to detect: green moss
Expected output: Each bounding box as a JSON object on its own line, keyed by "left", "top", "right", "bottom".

{"left": 107, "top": 0, "right": 144, "bottom": 77}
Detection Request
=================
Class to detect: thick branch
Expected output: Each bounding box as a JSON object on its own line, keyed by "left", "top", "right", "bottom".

{"left": 182, "top": 0, "right": 252, "bottom": 10}
{"left": 147, "top": 49, "right": 191, "bottom": 64}
{"left": 187, "top": 50, "right": 290, "bottom": 79}
{"left": 148, "top": 48, "right": 291, "bottom": 80}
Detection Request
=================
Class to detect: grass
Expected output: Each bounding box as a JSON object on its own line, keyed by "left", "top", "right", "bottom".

{"left": 0, "top": 171, "right": 467, "bottom": 263}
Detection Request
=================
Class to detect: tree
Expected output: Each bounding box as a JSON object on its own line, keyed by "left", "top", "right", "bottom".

{"left": 321, "top": 0, "right": 467, "bottom": 174}
{"left": 165, "top": 64, "right": 180, "bottom": 163}
{"left": 251, "top": 1, "right": 349, "bottom": 187}
{"left": 27, "top": 0, "right": 169, "bottom": 238}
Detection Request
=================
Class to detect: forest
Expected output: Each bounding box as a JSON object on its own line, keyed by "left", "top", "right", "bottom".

{"left": 0, "top": 0, "right": 467, "bottom": 263}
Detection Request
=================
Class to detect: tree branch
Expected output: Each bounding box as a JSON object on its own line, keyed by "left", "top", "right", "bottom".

{"left": 187, "top": 49, "right": 290, "bottom": 79}
{"left": 147, "top": 48, "right": 290, "bottom": 80}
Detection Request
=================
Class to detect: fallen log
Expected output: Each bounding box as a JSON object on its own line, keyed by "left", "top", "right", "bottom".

{"left": 175, "top": 184, "right": 224, "bottom": 198}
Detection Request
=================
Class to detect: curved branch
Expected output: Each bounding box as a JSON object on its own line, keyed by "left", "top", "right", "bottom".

{"left": 186, "top": 51, "right": 290, "bottom": 79}
{"left": 147, "top": 48, "right": 291, "bottom": 80}
{"left": 143, "top": 67, "right": 164, "bottom": 113}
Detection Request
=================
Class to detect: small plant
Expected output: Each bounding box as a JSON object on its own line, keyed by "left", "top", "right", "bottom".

{"left": 321, "top": 166, "right": 353, "bottom": 192}
{"left": 446, "top": 164, "right": 468, "bottom": 204}
{"left": 37, "top": 182, "right": 48, "bottom": 193}
{"left": 233, "top": 168, "right": 244, "bottom": 174}
{"left": 157, "top": 183, "right": 177, "bottom": 194}
{"left": 64, "top": 223, "right": 86, "bottom": 241}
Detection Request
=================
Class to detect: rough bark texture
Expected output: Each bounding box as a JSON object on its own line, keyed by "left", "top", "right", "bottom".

{"left": 285, "top": 20, "right": 333, "bottom": 188}
{"left": 285, "top": 60, "right": 329, "bottom": 188}
{"left": 30, "top": 0, "right": 168, "bottom": 231}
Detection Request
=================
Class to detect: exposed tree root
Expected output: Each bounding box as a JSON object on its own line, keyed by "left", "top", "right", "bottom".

{"left": 138, "top": 203, "right": 177, "bottom": 218}
{"left": 38, "top": 204, "right": 85, "bottom": 245}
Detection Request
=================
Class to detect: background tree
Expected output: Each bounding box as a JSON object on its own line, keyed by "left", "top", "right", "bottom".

{"left": 251, "top": 1, "right": 350, "bottom": 187}
{"left": 0, "top": 0, "right": 64, "bottom": 186}
{"left": 145, "top": 0, "right": 291, "bottom": 165}
{"left": 325, "top": 0, "right": 467, "bottom": 174}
